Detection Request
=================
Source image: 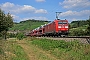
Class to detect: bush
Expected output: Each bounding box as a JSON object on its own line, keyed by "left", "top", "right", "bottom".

{"left": 8, "top": 33, "right": 16, "bottom": 38}
{"left": 69, "top": 28, "right": 86, "bottom": 36}
{"left": 16, "top": 33, "right": 26, "bottom": 40}
{"left": 32, "top": 39, "right": 72, "bottom": 51}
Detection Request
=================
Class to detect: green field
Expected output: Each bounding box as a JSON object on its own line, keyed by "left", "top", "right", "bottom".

{"left": 0, "top": 38, "right": 90, "bottom": 60}
{"left": 0, "top": 39, "right": 29, "bottom": 60}
{"left": 31, "top": 38, "right": 90, "bottom": 60}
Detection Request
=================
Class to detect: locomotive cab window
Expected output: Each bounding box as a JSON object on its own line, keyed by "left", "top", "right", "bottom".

{"left": 63, "top": 22, "right": 67, "bottom": 24}
{"left": 58, "top": 22, "right": 62, "bottom": 24}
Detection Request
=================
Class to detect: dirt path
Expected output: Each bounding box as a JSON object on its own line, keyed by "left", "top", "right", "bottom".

{"left": 17, "top": 40, "right": 59, "bottom": 60}
{"left": 17, "top": 40, "right": 37, "bottom": 60}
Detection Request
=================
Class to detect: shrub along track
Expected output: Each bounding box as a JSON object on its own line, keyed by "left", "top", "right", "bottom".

{"left": 17, "top": 40, "right": 59, "bottom": 60}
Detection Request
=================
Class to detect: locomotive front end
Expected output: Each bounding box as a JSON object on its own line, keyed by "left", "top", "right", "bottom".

{"left": 55, "top": 19, "right": 69, "bottom": 36}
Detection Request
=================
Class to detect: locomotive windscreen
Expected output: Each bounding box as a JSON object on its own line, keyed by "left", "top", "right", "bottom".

{"left": 58, "top": 21, "right": 67, "bottom": 24}
{"left": 58, "top": 22, "right": 62, "bottom": 24}
{"left": 63, "top": 22, "right": 67, "bottom": 24}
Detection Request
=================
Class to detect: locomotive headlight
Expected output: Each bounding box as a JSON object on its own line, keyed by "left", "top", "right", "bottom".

{"left": 65, "top": 26, "right": 68, "bottom": 28}
{"left": 58, "top": 26, "right": 61, "bottom": 28}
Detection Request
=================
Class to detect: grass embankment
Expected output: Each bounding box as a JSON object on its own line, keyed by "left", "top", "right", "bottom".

{"left": 19, "top": 38, "right": 55, "bottom": 60}
{"left": 0, "top": 38, "right": 90, "bottom": 60}
{"left": 30, "top": 38, "right": 90, "bottom": 60}
{"left": 0, "top": 39, "right": 29, "bottom": 60}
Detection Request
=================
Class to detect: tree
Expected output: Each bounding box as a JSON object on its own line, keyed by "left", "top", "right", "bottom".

{"left": 0, "top": 9, "right": 13, "bottom": 39}
{"left": 87, "top": 19, "right": 90, "bottom": 35}
{"left": 0, "top": 9, "right": 5, "bottom": 32}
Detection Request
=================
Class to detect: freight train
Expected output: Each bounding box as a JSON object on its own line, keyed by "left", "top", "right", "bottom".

{"left": 26, "top": 19, "right": 69, "bottom": 37}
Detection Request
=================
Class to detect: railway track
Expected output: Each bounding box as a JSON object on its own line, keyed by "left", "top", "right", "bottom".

{"left": 61, "top": 36, "right": 90, "bottom": 44}
{"left": 37, "top": 36, "right": 90, "bottom": 44}
{"left": 65, "top": 36, "right": 90, "bottom": 38}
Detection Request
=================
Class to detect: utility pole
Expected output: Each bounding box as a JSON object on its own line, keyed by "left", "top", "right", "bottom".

{"left": 56, "top": 12, "right": 62, "bottom": 19}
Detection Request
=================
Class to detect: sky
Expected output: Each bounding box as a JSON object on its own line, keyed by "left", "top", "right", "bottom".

{"left": 0, "top": 0, "right": 90, "bottom": 22}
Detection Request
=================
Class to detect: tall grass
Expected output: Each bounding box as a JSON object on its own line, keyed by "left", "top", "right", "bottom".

{"left": 11, "top": 44, "right": 28, "bottom": 60}
{"left": 32, "top": 38, "right": 74, "bottom": 50}
{"left": 31, "top": 38, "right": 90, "bottom": 60}
{"left": 0, "top": 39, "right": 29, "bottom": 60}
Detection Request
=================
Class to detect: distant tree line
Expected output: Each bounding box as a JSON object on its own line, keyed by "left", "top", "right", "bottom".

{"left": 70, "top": 20, "right": 88, "bottom": 28}
{"left": 87, "top": 19, "right": 90, "bottom": 35}
{"left": 20, "top": 19, "right": 50, "bottom": 23}
{"left": 0, "top": 9, "right": 13, "bottom": 40}
{"left": 69, "top": 19, "right": 90, "bottom": 36}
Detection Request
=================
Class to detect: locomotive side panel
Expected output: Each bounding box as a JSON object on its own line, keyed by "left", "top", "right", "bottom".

{"left": 44, "top": 22, "right": 56, "bottom": 35}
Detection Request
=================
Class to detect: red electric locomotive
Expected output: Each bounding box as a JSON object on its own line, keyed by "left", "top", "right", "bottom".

{"left": 44, "top": 19, "right": 69, "bottom": 37}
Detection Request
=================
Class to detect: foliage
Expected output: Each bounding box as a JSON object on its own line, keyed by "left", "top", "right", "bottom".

{"left": 11, "top": 44, "right": 28, "bottom": 60}
{"left": 0, "top": 9, "right": 13, "bottom": 39}
{"left": 0, "top": 9, "right": 13, "bottom": 32}
{"left": 69, "top": 27, "right": 86, "bottom": 36}
{"left": 32, "top": 38, "right": 72, "bottom": 50}
{"left": 86, "top": 19, "right": 90, "bottom": 35}
{"left": 10, "top": 19, "right": 49, "bottom": 31}
{"left": 31, "top": 38, "right": 90, "bottom": 60}
{"left": 16, "top": 33, "right": 26, "bottom": 40}
{"left": 0, "top": 47, "right": 4, "bottom": 54}
{"left": 70, "top": 20, "right": 88, "bottom": 28}
{"left": 0, "top": 39, "right": 29, "bottom": 60}
{"left": 0, "top": 40, "right": 6, "bottom": 59}
{"left": 69, "top": 20, "right": 89, "bottom": 36}
{"left": 8, "top": 33, "right": 17, "bottom": 38}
